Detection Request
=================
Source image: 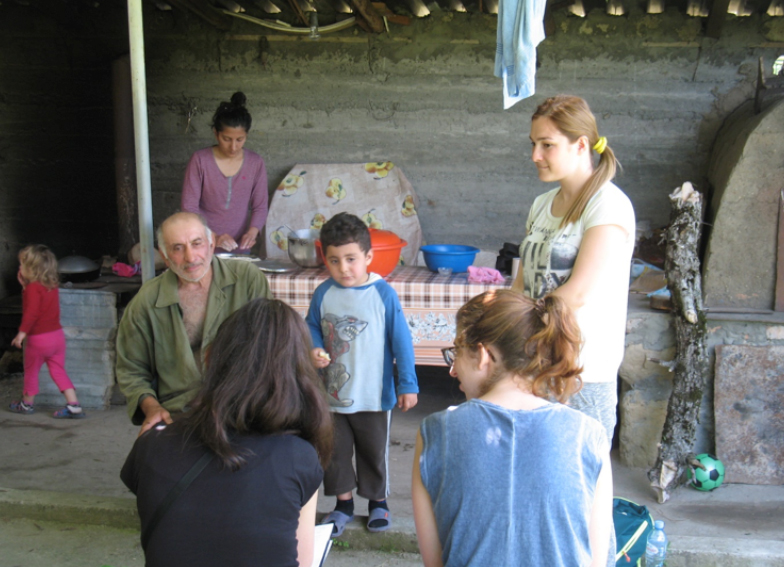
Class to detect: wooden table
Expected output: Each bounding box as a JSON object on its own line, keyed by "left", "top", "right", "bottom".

{"left": 265, "top": 265, "right": 511, "bottom": 366}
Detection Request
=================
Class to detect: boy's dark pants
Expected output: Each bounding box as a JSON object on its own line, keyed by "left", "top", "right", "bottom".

{"left": 323, "top": 411, "right": 391, "bottom": 501}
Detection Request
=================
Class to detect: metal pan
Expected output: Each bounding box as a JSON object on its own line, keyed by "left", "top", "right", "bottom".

{"left": 215, "top": 253, "right": 262, "bottom": 262}
{"left": 255, "top": 259, "right": 299, "bottom": 273}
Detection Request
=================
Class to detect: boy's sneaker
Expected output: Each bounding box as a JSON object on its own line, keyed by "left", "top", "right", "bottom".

{"left": 9, "top": 401, "right": 35, "bottom": 414}
{"left": 53, "top": 404, "right": 86, "bottom": 419}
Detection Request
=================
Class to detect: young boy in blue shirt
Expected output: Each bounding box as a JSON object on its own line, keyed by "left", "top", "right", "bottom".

{"left": 307, "top": 212, "right": 418, "bottom": 537}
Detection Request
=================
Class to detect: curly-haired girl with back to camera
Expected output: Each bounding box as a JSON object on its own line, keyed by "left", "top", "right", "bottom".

{"left": 413, "top": 290, "right": 613, "bottom": 567}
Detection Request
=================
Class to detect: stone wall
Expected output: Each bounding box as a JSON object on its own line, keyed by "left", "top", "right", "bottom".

{"left": 0, "top": 3, "right": 783, "bottom": 292}
{"left": 704, "top": 98, "right": 784, "bottom": 310}
{"left": 620, "top": 295, "right": 784, "bottom": 470}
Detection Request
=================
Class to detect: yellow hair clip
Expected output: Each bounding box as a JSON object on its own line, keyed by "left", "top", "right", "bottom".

{"left": 593, "top": 136, "right": 607, "bottom": 155}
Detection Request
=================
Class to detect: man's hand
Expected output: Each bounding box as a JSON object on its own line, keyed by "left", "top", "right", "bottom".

{"left": 11, "top": 331, "right": 26, "bottom": 349}
{"left": 311, "top": 348, "right": 331, "bottom": 369}
{"left": 216, "top": 233, "right": 238, "bottom": 251}
{"left": 397, "top": 393, "right": 418, "bottom": 412}
{"left": 138, "top": 396, "right": 173, "bottom": 437}
{"left": 239, "top": 227, "right": 260, "bottom": 250}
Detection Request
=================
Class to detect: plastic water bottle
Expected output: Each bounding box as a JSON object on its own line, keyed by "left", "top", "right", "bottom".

{"left": 645, "top": 520, "right": 668, "bottom": 567}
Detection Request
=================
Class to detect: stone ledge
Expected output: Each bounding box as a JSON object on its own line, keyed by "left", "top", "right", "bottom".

{"left": 2, "top": 487, "right": 783, "bottom": 565}
{"left": 0, "top": 487, "right": 138, "bottom": 530}
{"left": 666, "top": 535, "right": 784, "bottom": 567}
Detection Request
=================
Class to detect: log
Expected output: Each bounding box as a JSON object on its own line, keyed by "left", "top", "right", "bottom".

{"left": 647, "top": 182, "right": 708, "bottom": 503}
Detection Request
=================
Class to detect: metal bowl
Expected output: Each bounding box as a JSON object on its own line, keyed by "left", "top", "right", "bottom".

{"left": 58, "top": 255, "right": 101, "bottom": 283}
{"left": 287, "top": 229, "right": 323, "bottom": 268}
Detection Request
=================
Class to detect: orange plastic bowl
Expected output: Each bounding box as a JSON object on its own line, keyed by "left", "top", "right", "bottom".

{"left": 316, "top": 228, "right": 407, "bottom": 278}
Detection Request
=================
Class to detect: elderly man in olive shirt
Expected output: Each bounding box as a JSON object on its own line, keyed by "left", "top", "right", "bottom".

{"left": 116, "top": 212, "right": 271, "bottom": 434}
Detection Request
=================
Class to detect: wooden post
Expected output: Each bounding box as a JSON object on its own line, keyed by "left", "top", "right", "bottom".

{"left": 647, "top": 182, "right": 708, "bottom": 504}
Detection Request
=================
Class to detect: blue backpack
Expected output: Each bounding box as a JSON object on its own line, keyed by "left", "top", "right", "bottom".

{"left": 613, "top": 497, "right": 654, "bottom": 566}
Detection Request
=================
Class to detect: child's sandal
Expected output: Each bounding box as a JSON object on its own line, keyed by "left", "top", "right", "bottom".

{"left": 9, "top": 401, "right": 34, "bottom": 415}
{"left": 367, "top": 507, "right": 391, "bottom": 532}
{"left": 53, "top": 405, "right": 86, "bottom": 419}
{"left": 320, "top": 510, "right": 354, "bottom": 538}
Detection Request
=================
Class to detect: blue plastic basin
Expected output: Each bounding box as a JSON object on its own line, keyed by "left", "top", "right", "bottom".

{"left": 420, "top": 244, "right": 480, "bottom": 273}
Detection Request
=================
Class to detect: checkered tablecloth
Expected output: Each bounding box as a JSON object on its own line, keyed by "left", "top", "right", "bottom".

{"left": 266, "top": 265, "right": 511, "bottom": 309}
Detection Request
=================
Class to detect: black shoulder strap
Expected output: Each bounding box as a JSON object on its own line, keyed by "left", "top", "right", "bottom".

{"left": 141, "top": 452, "right": 215, "bottom": 549}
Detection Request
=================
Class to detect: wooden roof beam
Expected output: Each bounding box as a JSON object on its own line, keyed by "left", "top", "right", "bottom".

{"left": 350, "top": 0, "right": 386, "bottom": 32}
{"left": 287, "top": 0, "right": 310, "bottom": 26}
{"left": 372, "top": 1, "right": 412, "bottom": 24}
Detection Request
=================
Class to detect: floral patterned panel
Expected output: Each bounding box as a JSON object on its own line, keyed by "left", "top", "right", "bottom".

{"left": 266, "top": 163, "right": 423, "bottom": 266}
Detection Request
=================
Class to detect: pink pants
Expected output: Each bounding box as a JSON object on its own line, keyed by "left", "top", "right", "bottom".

{"left": 23, "top": 329, "right": 74, "bottom": 397}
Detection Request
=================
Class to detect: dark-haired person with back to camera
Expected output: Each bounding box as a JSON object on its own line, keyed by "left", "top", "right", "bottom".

{"left": 121, "top": 298, "right": 333, "bottom": 567}
{"left": 181, "top": 91, "right": 269, "bottom": 254}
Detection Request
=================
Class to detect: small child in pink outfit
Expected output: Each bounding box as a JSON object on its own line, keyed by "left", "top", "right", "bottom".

{"left": 9, "top": 245, "right": 85, "bottom": 419}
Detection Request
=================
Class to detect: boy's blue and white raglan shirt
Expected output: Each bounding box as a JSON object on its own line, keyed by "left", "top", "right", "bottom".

{"left": 306, "top": 273, "right": 418, "bottom": 413}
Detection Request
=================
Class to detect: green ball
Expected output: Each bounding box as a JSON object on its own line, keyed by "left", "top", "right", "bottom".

{"left": 687, "top": 453, "right": 725, "bottom": 491}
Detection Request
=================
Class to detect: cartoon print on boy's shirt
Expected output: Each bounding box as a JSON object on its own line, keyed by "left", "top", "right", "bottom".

{"left": 520, "top": 227, "right": 578, "bottom": 299}
{"left": 320, "top": 313, "right": 368, "bottom": 407}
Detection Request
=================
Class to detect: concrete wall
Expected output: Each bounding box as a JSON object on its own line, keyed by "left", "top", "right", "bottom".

{"left": 141, "top": 9, "right": 784, "bottom": 254}
{"left": 1, "top": 3, "right": 784, "bottom": 300}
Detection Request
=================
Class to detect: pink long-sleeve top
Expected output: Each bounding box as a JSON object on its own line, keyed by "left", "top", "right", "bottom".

{"left": 180, "top": 147, "right": 269, "bottom": 252}
{"left": 20, "top": 281, "right": 62, "bottom": 336}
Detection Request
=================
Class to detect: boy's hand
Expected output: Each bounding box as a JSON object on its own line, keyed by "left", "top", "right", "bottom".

{"left": 311, "top": 348, "right": 331, "bottom": 368}
{"left": 397, "top": 393, "right": 418, "bottom": 412}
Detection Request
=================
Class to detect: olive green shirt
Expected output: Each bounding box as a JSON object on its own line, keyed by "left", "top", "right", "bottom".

{"left": 116, "top": 257, "right": 271, "bottom": 424}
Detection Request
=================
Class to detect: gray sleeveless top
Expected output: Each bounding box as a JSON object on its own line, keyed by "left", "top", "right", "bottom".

{"left": 419, "top": 399, "right": 607, "bottom": 567}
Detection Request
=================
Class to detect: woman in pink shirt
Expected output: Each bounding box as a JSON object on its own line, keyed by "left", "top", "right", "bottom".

{"left": 181, "top": 92, "right": 268, "bottom": 253}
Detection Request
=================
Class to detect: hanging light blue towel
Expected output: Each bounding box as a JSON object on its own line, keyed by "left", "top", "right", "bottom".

{"left": 494, "top": 0, "right": 548, "bottom": 109}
